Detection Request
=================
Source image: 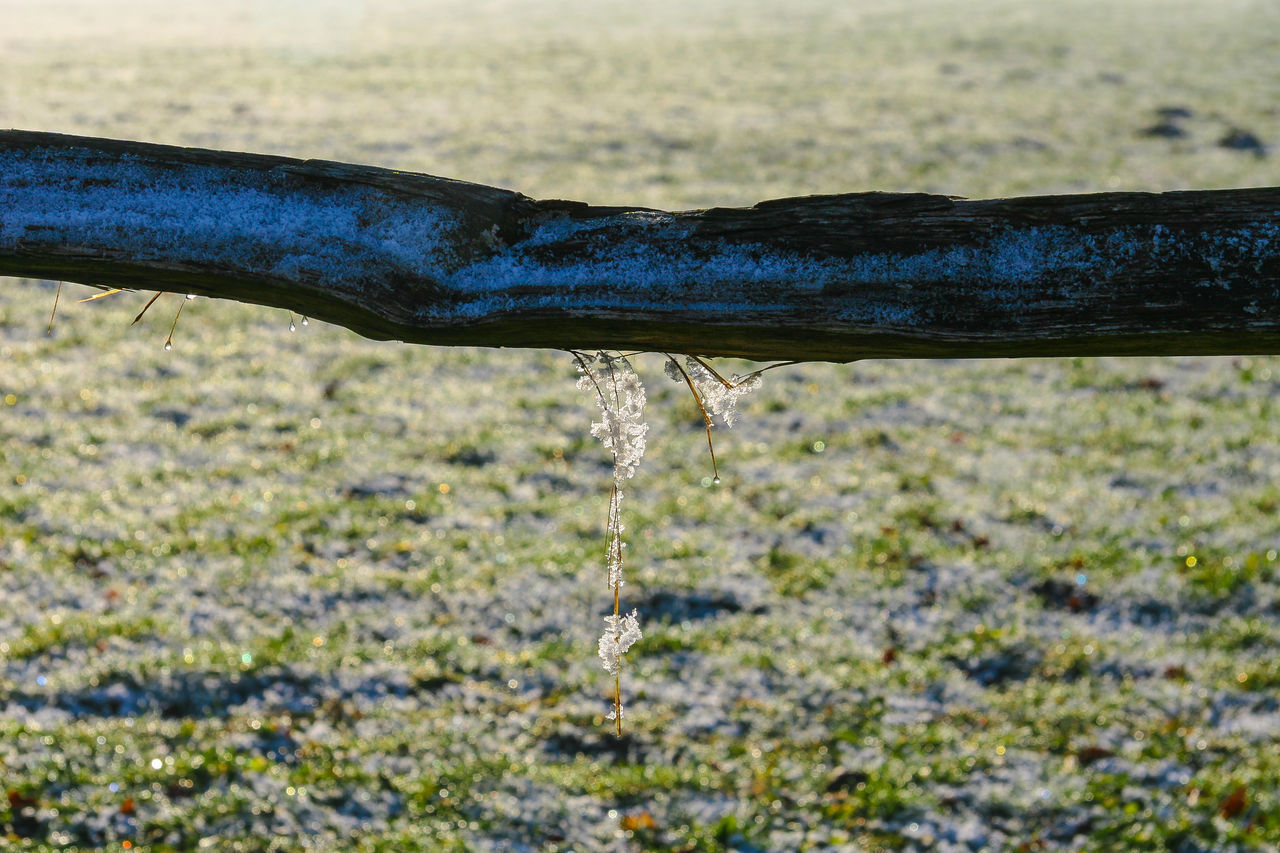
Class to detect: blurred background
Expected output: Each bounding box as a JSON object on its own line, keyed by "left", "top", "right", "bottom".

{"left": 2, "top": 1, "right": 1278, "bottom": 849}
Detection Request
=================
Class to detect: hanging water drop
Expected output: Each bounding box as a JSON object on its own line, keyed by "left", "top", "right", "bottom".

{"left": 185, "top": 294, "right": 197, "bottom": 300}
{"left": 712, "top": 476, "right": 721, "bottom": 485}
{"left": 163, "top": 341, "right": 173, "bottom": 351}
{"left": 301, "top": 317, "right": 309, "bottom": 326}
{"left": 289, "top": 321, "right": 297, "bottom": 333}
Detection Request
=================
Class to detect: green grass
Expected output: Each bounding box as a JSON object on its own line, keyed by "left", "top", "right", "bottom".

{"left": 2, "top": 0, "right": 1280, "bottom": 849}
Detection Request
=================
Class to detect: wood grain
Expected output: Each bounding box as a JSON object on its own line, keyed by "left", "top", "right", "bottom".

{"left": 2, "top": 130, "right": 1278, "bottom": 361}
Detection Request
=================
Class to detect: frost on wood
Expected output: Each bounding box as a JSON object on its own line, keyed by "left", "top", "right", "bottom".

{"left": 5, "top": 131, "right": 1280, "bottom": 362}
{"left": 0, "top": 145, "right": 463, "bottom": 302}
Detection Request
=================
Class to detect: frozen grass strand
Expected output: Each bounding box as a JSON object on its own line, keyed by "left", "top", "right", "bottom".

{"left": 606, "top": 484, "right": 626, "bottom": 590}
{"left": 576, "top": 352, "right": 647, "bottom": 590}
{"left": 574, "top": 351, "right": 648, "bottom": 734}
{"left": 673, "top": 356, "right": 763, "bottom": 428}
{"left": 665, "top": 354, "right": 765, "bottom": 483}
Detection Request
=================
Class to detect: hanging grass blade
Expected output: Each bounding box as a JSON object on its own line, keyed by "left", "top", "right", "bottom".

{"left": 665, "top": 354, "right": 721, "bottom": 483}
{"left": 76, "top": 287, "right": 124, "bottom": 303}
{"left": 131, "top": 291, "right": 165, "bottom": 325}
{"left": 163, "top": 296, "right": 188, "bottom": 350}
{"left": 47, "top": 281, "right": 63, "bottom": 334}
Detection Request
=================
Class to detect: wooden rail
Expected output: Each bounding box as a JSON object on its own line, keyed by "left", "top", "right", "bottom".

{"left": 2, "top": 130, "right": 1278, "bottom": 361}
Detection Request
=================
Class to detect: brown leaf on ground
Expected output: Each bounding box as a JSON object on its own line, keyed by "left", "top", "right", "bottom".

{"left": 621, "top": 810, "right": 657, "bottom": 831}
{"left": 1075, "top": 746, "right": 1115, "bottom": 767}
{"left": 1218, "top": 785, "right": 1247, "bottom": 819}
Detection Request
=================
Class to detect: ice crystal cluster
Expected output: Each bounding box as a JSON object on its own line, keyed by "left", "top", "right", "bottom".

{"left": 597, "top": 610, "right": 643, "bottom": 677}
{"left": 578, "top": 353, "right": 648, "bottom": 481}
{"left": 665, "top": 356, "right": 763, "bottom": 427}
{"left": 577, "top": 352, "right": 648, "bottom": 590}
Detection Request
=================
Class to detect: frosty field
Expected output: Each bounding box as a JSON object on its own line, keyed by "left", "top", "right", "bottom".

{"left": 2, "top": 0, "right": 1279, "bottom": 850}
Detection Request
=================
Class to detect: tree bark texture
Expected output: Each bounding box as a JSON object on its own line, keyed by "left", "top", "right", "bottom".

{"left": 2, "top": 130, "right": 1278, "bottom": 362}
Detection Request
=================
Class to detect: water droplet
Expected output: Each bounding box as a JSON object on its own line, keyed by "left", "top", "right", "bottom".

{"left": 301, "top": 317, "right": 309, "bottom": 326}
{"left": 712, "top": 476, "right": 721, "bottom": 484}
{"left": 185, "top": 293, "right": 197, "bottom": 300}
{"left": 289, "top": 322, "right": 296, "bottom": 332}
{"left": 163, "top": 341, "right": 173, "bottom": 351}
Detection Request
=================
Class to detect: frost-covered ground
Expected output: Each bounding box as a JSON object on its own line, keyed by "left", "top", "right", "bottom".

{"left": 2, "top": 1, "right": 1279, "bottom": 850}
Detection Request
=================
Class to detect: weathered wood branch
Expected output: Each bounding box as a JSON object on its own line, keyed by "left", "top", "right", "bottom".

{"left": 2, "top": 130, "right": 1278, "bottom": 361}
